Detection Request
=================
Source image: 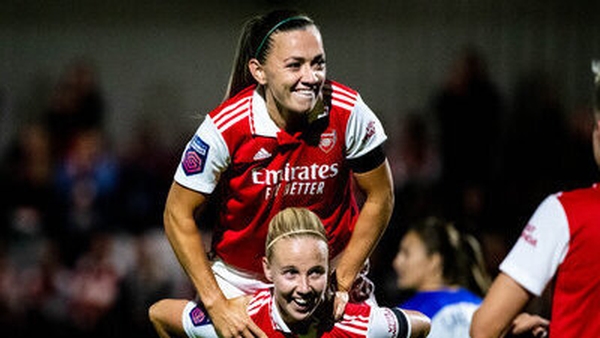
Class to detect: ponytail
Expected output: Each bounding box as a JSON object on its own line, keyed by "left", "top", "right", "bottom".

{"left": 410, "top": 217, "right": 491, "bottom": 296}
{"left": 223, "top": 9, "right": 315, "bottom": 101}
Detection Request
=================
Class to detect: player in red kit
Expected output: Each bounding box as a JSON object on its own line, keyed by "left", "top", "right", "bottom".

{"left": 470, "top": 60, "right": 600, "bottom": 337}
{"left": 150, "top": 9, "right": 394, "bottom": 338}
{"left": 151, "top": 208, "right": 430, "bottom": 338}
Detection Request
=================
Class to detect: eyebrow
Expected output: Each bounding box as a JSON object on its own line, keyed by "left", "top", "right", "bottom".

{"left": 282, "top": 53, "right": 325, "bottom": 63}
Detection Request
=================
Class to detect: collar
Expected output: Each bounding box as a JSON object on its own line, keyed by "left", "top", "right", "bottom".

{"left": 269, "top": 289, "right": 321, "bottom": 337}
{"left": 270, "top": 291, "right": 293, "bottom": 334}
{"left": 252, "top": 90, "right": 281, "bottom": 137}
{"left": 251, "top": 88, "right": 329, "bottom": 138}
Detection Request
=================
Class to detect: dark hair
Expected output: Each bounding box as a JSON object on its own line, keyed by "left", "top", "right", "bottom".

{"left": 224, "top": 9, "right": 316, "bottom": 100}
{"left": 409, "top": 216, "right": 491, "bottom": 297}
{"left": 593, "top": 60, "right": 600, "bottom": 118}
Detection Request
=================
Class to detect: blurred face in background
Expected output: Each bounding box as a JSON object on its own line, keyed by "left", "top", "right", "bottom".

{"left": 393, "top": 230, "right": 442, "bottom": 291}
{"left": 593, "top": 114, "right": 600, "bottom": 167}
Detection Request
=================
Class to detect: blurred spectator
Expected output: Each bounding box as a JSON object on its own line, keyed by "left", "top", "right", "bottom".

{"left": 471, "top": 59, "right": 600, "bottom": 338}
{"left": 373, "top": 112, "right": 442, "bottom": 302}
{"left": 563, "top": 106, "right": 599, "bottom": 187}
{"left": 0, "top": 122, "right": 58, "bottom": 239}
{"left": 120, "top": 230, "right": 194, "bottom": 337}
{"left": 493, "top": 70, "right": 570, "bottom": 242}
{"left": 0, "top": 56, "right": 191, "bottom": 337}
{"left": 115, "top": 123, "right": 174, "bottom": 235}
{"left": 52, "top": 128, "right": 121, "bottom": 266}
{"left": 389, "top": 112, "right": 442, "bottom": 210}
{"left": 65, "top": 233, "right": 123, "bottom": 335}
{"left": 44, "top": 58, "right": 105, "bottom": 160}
{"left": 432, "top": 46, "right": 503, "bottom": 233}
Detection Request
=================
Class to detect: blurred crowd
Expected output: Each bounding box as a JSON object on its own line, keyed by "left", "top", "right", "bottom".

{"left": 0, "top": 59, "right": 193, "bottom": 337}
{"left": 1, "top": 49, "right": 598, "bottom": 337}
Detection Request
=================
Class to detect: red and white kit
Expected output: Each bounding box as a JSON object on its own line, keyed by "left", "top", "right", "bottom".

{"left": 174, "top": 80, "right": 387, "bottom": 275}
{"left": 182, "top": 289, "right": 412, "bottom": 338}
{"left": 500, "top": 183, "right": 600, "bottom": 337}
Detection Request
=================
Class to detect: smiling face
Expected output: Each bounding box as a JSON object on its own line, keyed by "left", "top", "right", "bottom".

{"left": 263, "top": 235, "right": 328, "bottom": 326}
{"left": 250, "top": 25, "right": 326, "bottom": 126}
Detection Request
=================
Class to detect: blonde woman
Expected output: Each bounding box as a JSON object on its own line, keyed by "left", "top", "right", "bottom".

{"left": 150, "top": 207, "right": 430, "bottom": 338}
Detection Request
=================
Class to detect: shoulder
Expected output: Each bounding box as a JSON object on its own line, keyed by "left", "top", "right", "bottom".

{"left": 555, "top": 183, "right": 600, "bottom": 237}
{"left": 247, "top": 289, "right": 271, "bottom": 317}
{"left": 205, "top": 85, "right": 256, "bottom": 149}
{"left": 326, "top": 80, "right": 360, "bottom": 112}
{"left": 208, "top": 85, "right": 255, "bottom": 134}
{"left": 556, "top": 183, "right": 600, "bottom": 208}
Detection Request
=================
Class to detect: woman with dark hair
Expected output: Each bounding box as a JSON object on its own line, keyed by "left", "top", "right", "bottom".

{"left": 150, "top": 8, "right": 394, "bottom": 338}
{"left": 392, "top": 217, "right": 491, "bottom": 338}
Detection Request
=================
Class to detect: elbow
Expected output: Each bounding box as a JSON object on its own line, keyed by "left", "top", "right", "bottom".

{"left": 416, "top": 314, "right": 431, "bottom": 338}
{"left": 385, "top": 186, "right": 395, "bottom": 214}
{"left": 470, "top": 326, "right": 487, "bottom": 338}
{"left": 470, "top": 310, "right": 490, "bottom": 338}
{"left": 406, "top": 310, "right": 431, "bottom": 338}
{"left": 163, "top": 204, "right": 175, "bottom": 230}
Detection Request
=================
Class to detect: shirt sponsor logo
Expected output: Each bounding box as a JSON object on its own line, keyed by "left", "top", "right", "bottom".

{"left": 252, "top": 163, "right": 339, "bottom": 199}
{"left": 520, "top": 224, "right": 538, "bottom": 247}
{"left": 362, "top": 120, "right": 376, "bottom": 143}
{"left": 182, "top": 136, "right": 209, "bottom": 175}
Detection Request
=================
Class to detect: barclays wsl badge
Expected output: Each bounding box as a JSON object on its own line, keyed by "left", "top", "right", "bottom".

{"left": 189, "top": 305, "right": 212, "bottom": 326}
{"left": 182, "top": 135, "right": 210, "bottom": 175}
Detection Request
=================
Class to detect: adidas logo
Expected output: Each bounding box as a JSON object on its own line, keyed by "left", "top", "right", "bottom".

{"left": 253, "top": 148, "right": 272, "bottom": 161}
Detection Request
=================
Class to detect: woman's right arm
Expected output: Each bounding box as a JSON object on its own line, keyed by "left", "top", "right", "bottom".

{"left": 163, "top": 181, "right": 265, "bottom": 338}
{"left": 470, "top": 273, "right": 532, "bottom": 338}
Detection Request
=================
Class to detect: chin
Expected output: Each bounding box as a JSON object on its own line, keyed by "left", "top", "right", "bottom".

{"left": 289, "top": 312, "right": 312, "bottom": 324}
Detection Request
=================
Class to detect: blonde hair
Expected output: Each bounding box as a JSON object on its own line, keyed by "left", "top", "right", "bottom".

{"left": 265, "top": 207, "right": 328, "bottom": 260}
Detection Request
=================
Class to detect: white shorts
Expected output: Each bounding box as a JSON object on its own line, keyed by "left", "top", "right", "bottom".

{"left": 182, "top": 258, "right": 271, "bottom": 338}
{"left": 210, "top": 258, "right": 272, "bottom": 298}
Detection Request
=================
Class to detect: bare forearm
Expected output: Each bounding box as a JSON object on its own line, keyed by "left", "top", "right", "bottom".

{"left": 164, "top": 209, "right": 224, "bottom": 308}
{"left": 471, "top": 273, "right": 532, "bottom": 338}
{"left": 163, "top": 182, "right": 225, "bottom": 309}
{"left": 336, "top": 161, "right": 394, "bottom": 290}
{"left": 335, "top": 196, "right": 392, "bottom": 290}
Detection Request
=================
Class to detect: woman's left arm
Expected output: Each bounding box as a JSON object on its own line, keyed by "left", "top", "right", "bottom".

{"left": 335, "top": 159, "right": 394, "bottom": 294}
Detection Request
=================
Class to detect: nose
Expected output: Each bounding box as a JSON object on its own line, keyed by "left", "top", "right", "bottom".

{"left": 300, "top": 64, "right": 320, "bottom": 84}
{"left": 296, "top": 275, "right": 311, "bottom": 294}
{"left": 392, "top": 253, "right": 403, "bottom": 272}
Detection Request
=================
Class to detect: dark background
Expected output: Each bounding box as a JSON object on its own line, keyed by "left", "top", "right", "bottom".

{"left": 1, "top": 1, "right": 599, "bottom": 337}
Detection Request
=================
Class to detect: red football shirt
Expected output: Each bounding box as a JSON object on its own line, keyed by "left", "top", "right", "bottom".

{"left": 247, "top": 289, "right": 409, "bottom": 337}
{"left": 174, "top": 80, "right": 387, "bottom": 274}
{"left": 500, "top": 183, "right": 600, "bottom": 337}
